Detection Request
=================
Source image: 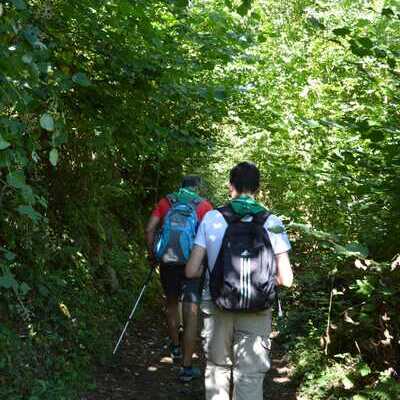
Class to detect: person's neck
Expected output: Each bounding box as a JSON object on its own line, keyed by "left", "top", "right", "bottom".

{"left": 231, "top": 192, "right": 254, "bottom": 200}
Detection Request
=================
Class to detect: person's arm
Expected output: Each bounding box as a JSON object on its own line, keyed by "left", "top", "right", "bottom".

{"left": 275, "top": 252, "right": 293, "bottom": 287}
{"left": 145, "top": 215, "right": 160, "bottom": 266}
{"left": 185, "top": 245, "right": 206, "bottom": 278}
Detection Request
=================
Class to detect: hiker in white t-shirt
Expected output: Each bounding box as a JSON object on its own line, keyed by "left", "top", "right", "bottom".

{"left": 185, "top": 162, "right": 293, "bottom": 400}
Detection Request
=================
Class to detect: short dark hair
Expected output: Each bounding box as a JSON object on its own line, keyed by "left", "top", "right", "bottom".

{"left": 181, "top": 175, "right": 201, "bottom": 189}
{"left": 229, "top": 162, "right": 260, "bottom": 194}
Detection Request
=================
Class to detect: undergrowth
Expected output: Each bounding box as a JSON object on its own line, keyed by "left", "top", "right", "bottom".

{"left": 278, "top": 240, "right": 400, "bottom": 400}
{"left": 0, "top": 242, "right": 160, "bottom": 400}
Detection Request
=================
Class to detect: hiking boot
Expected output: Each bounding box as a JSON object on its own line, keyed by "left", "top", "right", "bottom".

{"left": 178, "top": 366, "right": 201, "bottom": 383}
{"left": 169, "top": 343, "right": 182, "bottom": 360}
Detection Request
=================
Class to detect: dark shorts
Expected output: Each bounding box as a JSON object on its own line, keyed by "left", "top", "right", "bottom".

{"left": 159, "top": 264, "right": 202, "bottom": 304}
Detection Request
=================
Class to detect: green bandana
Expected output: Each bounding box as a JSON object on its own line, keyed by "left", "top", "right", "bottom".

{"left": 170, "top": 188, "right": 200, "bottom": 204}
{"left": 230, "top": 195, "right": 266, "bottom": 216}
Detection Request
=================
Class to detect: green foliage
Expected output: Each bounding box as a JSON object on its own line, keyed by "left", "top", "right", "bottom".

{"left": 1, "top": 0, "right": 247, "bottom": 397}
{"left": 1, "top": 0, "right": 399, "bottom": 398}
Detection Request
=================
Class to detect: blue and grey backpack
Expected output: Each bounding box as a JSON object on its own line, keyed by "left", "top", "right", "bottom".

{"left": 154, "top": 194, "right": 202, "bottom": 266}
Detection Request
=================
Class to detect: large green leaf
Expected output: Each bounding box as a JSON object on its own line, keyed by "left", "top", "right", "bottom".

{"left": 3, "top": 250, "right": 16, "bottom": 261}
{"left": 237, "top": 0, "right": 252, "bottom": 16}
{"left": 49, "top": 148, "right": 59, "bottom": 166}
{"left": 332, "top": 27, "right": 350, "bottom": 37}
{"left": 345, "top": 242, "right": 369, "bottom": 258}
{"left": 72, "top": 72, "right": 91, "bottom": 87}
{"left": 0, "top": 135, "right": 11, "bottom": 150}
{"left": 40, "top": 114, "right": 55, "bottom": 132}
{"left": 382, "top": 8, "right": 395, "bottom": 17}
{"left": 268, "top": 225, "right": 285, "bottom": 234}
{"left": 19, "top": 282, "right": 31, "bottom": 296}
{"left": 357, "top": 362, "right": 371, "bottom": 377}
{"left": 11, "top": 0, "right": 26, "bottom": 10}
{"left": 0, "top": 274, "right": 17, "bottom": 289}
{"left": 354, "top": 278, "right": 375, "bottom": 297}
{"left": 213, "top": 87, "right": 226, "bottom": 102}
{"left": 17, "top": 205, "right": 42, "bottom": 222}
{"left": 341, "top": 376, "right": 354, "bottom": 390}
{"left": 357, "top": 37, "right": 373, "bottom": 49}
{"left": 7, "top": 171, "right": 26, "bottom": 189}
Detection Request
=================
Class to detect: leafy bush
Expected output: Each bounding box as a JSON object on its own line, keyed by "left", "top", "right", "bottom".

{"left": 1, "top": 0, "right": 399, "bottom": 398}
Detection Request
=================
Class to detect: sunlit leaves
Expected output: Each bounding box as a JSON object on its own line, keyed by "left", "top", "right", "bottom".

{"left": 353, "top": 278, "right": 375, "bottom": 297}
{"left": 342, "top": 376, "right": 354, "bottom": 390}
{"left": 357, "top": 362, "right": 371, "bottom": 377}
{"left": 59, "top": 303, "right": 71, "bottom": 318}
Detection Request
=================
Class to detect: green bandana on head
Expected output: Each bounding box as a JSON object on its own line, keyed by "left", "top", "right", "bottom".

{"left": 230, "top": 195, "right": 266, "bottom": 216}
{"left": 170, "top": 188, "right": 200, "bottom": 204}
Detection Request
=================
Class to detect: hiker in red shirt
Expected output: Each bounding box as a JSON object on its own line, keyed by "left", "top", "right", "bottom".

{"left": 145, "top": 176, "right": 213, "bottom": 382}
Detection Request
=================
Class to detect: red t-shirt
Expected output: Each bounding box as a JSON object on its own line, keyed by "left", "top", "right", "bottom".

{"left": 152, "top": 197, "right": 213, "bottom": 223}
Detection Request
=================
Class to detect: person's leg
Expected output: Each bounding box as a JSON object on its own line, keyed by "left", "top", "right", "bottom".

{"left": 201, "top": 300, "right": 234, "bottom": 400}
{"left": 205, "top": 362, "right": 231, "bottom": 400}
{"left": 182, "top": 301, "right": 198, "bottom": 366}
{"left": 165, "top": 296, "right": 180, "bottom": 346}
{"left": 232, "top": 309, "right": 272, "bottom": 400}
{"left": 159, "top": 265, "right": 183, "bottom": 352}
{"left": 182, "top": 277, "right": 202, "bottom": 367}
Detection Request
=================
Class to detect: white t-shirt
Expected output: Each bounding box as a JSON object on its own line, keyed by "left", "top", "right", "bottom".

{"left": 194, "top": 209, "right": 291, "bottom": 300}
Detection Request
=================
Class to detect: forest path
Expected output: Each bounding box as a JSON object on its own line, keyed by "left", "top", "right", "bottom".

{"left": 83, "top": 302, "right": 298, "bottom": 400}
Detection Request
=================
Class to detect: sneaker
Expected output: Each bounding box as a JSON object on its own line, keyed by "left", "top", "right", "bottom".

{"left": 178, "top": 366, "right": 201, "bottom": 383}
{"left": 169, "top": 343, "right": 182, "bottom": 360}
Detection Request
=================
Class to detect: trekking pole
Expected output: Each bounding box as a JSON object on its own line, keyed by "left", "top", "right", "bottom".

{"left": 112, "top": 267, "right": 155, "bottom": 355}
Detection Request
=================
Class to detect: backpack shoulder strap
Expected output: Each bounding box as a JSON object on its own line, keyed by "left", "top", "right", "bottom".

{"left": 217, "top": 205, "right": 241, "bottom": 224}
{"left": 188, "top": 196, "right": 204, "bottom": 208}
{"left": 166, "top": 194, "right": 177, "bottom": 206}
{"left": 253, "top": 211, "right": 273, "bottom": 246}
{"left": 252, "top": 210, "right": 271, "bottom": 226}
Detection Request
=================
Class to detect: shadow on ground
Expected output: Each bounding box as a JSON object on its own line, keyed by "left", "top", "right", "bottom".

{"left": 83, "top": 309, "right": 297, "bottom": 400}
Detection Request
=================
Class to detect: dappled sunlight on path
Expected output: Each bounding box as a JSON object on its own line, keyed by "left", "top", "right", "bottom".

{"left": 84, "top": 310, "right": 297, "bottom": 400}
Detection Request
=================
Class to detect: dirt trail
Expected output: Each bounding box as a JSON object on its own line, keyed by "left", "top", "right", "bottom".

{"left": 83, "top": 307, "right": 298, "bottom": 400}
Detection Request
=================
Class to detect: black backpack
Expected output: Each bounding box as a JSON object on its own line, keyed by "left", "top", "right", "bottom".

{"left": 209, "top": 205, "right": 277, "bottom": 312}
